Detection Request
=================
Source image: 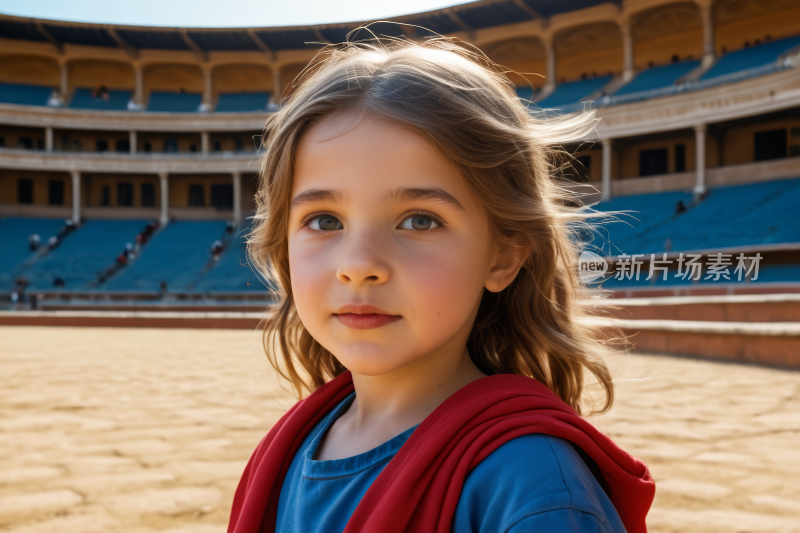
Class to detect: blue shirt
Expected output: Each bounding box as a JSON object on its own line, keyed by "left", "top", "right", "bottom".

{"left": 276, "top": 393, "right": 625, "bottom": 532}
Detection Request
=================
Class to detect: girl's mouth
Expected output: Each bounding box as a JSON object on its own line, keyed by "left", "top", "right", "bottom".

{"left": 335, "top": 313, "right": 402, "bottom": 330}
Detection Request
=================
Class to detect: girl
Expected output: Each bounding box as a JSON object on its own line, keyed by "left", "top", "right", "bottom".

{"left": 229, "top": 35, "right": 654, "bottom": 533}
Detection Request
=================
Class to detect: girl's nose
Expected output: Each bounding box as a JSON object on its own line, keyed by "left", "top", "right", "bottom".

{"left": 335, "top": 236, "right": 391, "bottom": 286}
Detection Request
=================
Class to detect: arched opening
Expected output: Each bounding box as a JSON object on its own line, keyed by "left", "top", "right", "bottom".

{"left": 213, "top": 63, "right": 272, "bottom": 94}
{"left": 554, "top": 21, "right": 623, "bottom": 83}
{"left": 0, "top": 55, "right": 59, "bottom": 87}
{"left": 143, "top": 63, "right": 204, "bottom": 112}
{"left": 69, "top": 60, "right": 135, "bottom": 91}
{"left": 212, "top": 63, "right": 273, "bottom": 112}
{"left": 279, "top": 63, "right": 310, "bottom": 100}
{"left": 68, "top": 60, "right": 136, "bottom": 110}
{"left": 631, "top": 2, "right": 703, "bottom": 68}
{"left": 715, "top": 0, "right": 800, "bottom": 56}
{"left": 482, "top": 37, "right": 547, "bottom": 96}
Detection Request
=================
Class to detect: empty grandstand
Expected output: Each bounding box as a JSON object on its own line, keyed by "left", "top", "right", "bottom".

{"left": 1, "top": 0, "right": 799, "bottom": 309}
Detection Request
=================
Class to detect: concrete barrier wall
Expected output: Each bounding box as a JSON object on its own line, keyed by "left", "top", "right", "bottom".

{"left": 607, "top": 294, "right": 800, "bottom": 322}
{"left": 0, "top": 311, "right": 263, "bottom": 329}
{"left": 622, "top": 327, "right": 800, "bottom": 368}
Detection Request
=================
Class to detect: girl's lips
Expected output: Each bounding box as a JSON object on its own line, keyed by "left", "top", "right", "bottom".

{"left": 335, "top": 313, "right": 402, "bottom": 330}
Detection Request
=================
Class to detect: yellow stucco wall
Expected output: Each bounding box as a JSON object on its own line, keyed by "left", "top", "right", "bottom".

{"left": 85, "top": 174, "right": 160, "bottom": 208}
{"left": 213, "top": 64, "right": 273, "bottom": 95}
{"left": 0, "top": 54, "right": 60, "bottom": 87}
{"left": 0, "top": 171, "right": 72, "bottom": 206}
{"left": 69, "top": 60, "right": 136, "bottom": 92}
{"left": 722, "top": 118, "right": 800, "bottom": 166}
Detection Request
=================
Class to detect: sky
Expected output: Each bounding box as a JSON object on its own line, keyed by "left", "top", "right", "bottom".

{"left": 0, "top": 0, "right": 470, "bottom": 28}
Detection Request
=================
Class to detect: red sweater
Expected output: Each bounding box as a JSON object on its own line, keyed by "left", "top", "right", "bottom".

{"left": 228, "top": 371, "right": 655, "bottom": 533}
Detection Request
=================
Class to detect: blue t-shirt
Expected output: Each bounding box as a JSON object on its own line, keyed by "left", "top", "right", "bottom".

{"left": 276, "top": 393, "right": 625, "bottom": 532}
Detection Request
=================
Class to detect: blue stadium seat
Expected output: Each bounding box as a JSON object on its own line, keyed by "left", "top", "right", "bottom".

{"left": 751, "top": 264, "right": 800, "bottom": 283}
{"left": 635, "top": 179, "right": 800, "bottom": 253}
{"left": 614, "top": 61, "right": 700, "bottom": 96}
{"left": 700, "top": 35, "right": 800, "bottom": 81}
{"left": 535, "top": 76, "right": 612, "bottom": 108}
{"left": 24, "top": 220, "right": 150, "bottom": 290}
{"left": 102, "top": 220, "right": 228, "bottom": 292}
{"left": 0, "top": 218, "right": 67, "bottom": 289}
{"left": 215, "top": 92, "right": 270, "bottom": 112}
{"left": 515, "top": 87, "right": 535, "bottom": 102}
{"left": 146, "top": 92, "right": 203, "bottom": 112}
{"left": 591, "top": 190, "right": 693, "bottom": 256}
{"left": 592, "top": 178, "right": 800, "bottom": 257}
{"left": 193, "top": 227, "right": 272, "bottom": 293}
{"left": 69, "top": 88, "right": 132, "bottom": 111}
{"left": 0, "top": 83, "right": 53, "bottom": 107}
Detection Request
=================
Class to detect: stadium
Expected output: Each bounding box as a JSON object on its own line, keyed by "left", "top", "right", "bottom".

{"left": 1, "top": 0, "right": 799, "bottom": 531}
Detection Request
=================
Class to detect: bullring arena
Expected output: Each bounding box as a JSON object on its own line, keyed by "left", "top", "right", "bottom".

{"left": 1, "top": 0, "right": 800, "bottom": 531}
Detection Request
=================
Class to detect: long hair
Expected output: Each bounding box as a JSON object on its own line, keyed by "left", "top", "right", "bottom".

{"left": 248, "top": 33, "right": 624, "bottom": 416}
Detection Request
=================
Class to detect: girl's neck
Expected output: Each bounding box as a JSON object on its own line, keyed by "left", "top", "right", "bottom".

{"left": 350, "top": 347, "right": 484, "bottom": 430}
{"left": 315, "top": 346, "right": 484, "bottom": 461}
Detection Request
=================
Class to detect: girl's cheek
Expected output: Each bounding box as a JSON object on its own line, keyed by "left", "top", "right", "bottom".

{"left": 289, "top": 243, "right": 335, "bottom": 321}
{"left": 399, "top": 245, "right": 481, "bottom": 321}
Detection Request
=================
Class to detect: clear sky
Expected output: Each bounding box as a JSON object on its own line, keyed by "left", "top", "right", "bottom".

{"left": 0, "top": 0, "right": 469, "bottom": 28}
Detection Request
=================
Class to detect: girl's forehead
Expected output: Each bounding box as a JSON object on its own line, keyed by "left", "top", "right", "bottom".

{"left": 292, "top": 112, "right": 473, "bottom": 204}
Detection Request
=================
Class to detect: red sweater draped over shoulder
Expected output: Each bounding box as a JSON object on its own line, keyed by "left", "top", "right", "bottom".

{"left": 228, "top": 371, "right": 655, "bottom": 533}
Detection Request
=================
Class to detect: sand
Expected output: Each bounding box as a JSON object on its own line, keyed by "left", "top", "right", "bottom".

{"left": 1, "top": 326, "right": 798, "bottom": 532}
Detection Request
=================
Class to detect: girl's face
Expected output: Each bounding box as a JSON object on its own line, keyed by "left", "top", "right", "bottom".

{"left": 288, "top": 112, "right": 514, "bottom": 377}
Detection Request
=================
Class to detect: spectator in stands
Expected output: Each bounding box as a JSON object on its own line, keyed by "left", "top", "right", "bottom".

{"left": 675, "top": 200, "right": 686, "bottom": 214}
{"left": 48, "top": 236, "right": 59, "bottom": 249}
{"left": 11, "top": 278, "right": 29, "bottom": 308}
{"left": 56, "top": 219, "right": 77, "bottom": 241}
{"left": 160, "top": 281, "right": 168, "bottom": 296}
{"left": 210, "top": 239, "right": 224, "bottom": 259}
{"left": 91, "top": 85, "right": 110, "bottom": 101}
{"left": 28, "top": 233, "right": 40, "bottom": 251}
{"left": 226, "top": 220, "right": 237, "bottom": 233}
{"left": 53, "top": 276, "right": 65, "bottom": 288}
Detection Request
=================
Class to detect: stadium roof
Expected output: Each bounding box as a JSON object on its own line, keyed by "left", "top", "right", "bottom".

{"left": 0, "top": 0, "right": 611, "bottom": 52}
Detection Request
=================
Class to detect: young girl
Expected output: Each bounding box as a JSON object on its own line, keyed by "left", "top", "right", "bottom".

{"left": 228, "top": 36, "right": 654, "bottom": 533}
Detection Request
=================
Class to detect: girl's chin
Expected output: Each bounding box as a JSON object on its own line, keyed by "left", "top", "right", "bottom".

{"left": 334, "top": 347, "right": 417, "bottom": 376}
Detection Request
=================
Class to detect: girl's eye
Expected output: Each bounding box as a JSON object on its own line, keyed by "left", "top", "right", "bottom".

{"left": 308, "top": 215, "right": 343, "bottom": 231}
{"left": 400, "top": 216, "right": 440, "bottom": 231}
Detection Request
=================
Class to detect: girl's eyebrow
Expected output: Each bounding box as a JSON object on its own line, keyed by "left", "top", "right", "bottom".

{"left": 290, "top": 189, "right": 345, "bottom": 210}
{"left": 386, "top": 187, "right": 464, "bottom": 211}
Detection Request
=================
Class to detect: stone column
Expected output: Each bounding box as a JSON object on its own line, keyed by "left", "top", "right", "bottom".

{"left": 45, "top": 127, "right": 53, "bottom": 152}
{"left": 701, "top": 3, "right": 715, "bottom": 68}
{"left": 70, "top": 171, "right": 81, "bottom": 223}
{"left": 60, "top": 61, "right": 69, "bottom": 100}
{"left": 159, "top": 172, "right": 169, "bottom": 226}
{"left": 694, "top": 124, "right": 707, "bottom": 198}
{"left": 601, "top": 138, "right": 613, "bottom": 201}
{"left": 133, "top": 63, "right": 144, "bottom": 108}
{"left": 543, "top": 36, "right": 556, "bottom": 95}
{"left": 232, "top": 171, "right": 242, "bottom": 225}
{"left": 621, "top": 19, "right": 634, "bottom": 82}
{"left": 272, "top": 69, "right": 282, "bottom": 105}
{"left": 202, "top": 66, "right": 213, "bottom": 111}
{"left": 201, "top": 132, "right": 210, "bottom": 154}
{"left": 129, "top": 131, "right": 137, "bottom": 154}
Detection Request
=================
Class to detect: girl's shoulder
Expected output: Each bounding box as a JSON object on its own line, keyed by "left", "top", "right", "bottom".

{"left": 453, "top": 434, "right": 626, "bottom": 533}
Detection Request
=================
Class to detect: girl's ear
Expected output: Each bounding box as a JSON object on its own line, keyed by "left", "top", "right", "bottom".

{"left": 485, "top": 235, "right": 531, "bottom": 293}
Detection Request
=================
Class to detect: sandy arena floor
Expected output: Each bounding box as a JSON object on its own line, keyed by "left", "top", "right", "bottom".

{"left": 0, "top": 326, "right": 798, "bottom": 533}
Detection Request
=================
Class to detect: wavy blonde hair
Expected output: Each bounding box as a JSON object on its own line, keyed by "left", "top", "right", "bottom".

{"left": 248, "top": 34, "right": 624, "bottom": 416}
